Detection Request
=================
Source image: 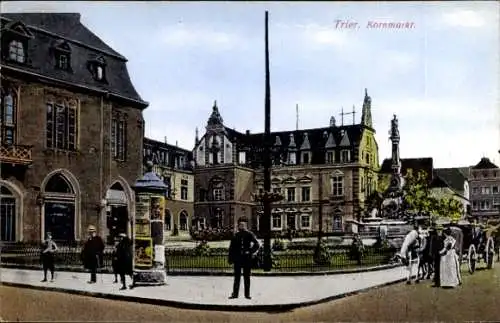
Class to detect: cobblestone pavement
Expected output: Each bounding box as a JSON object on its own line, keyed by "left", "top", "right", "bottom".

{"left": 0, "top": 265, "right": 411, "bottom": 307}
{"left": 2, "top": 265, "right": 499, "bottom": 322}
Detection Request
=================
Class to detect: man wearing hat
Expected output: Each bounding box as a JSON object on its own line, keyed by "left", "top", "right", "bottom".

{"left": 228, "top": 217, "right": 260, "bottom": 300}
{"left": 429, "top": 223, "right": 445, "bottom": 287}
{"left": 81, "top": 225, "right": 105, "bottom": 284}
{"left": 115, "top": 232, "right": 133, "bottom": 290}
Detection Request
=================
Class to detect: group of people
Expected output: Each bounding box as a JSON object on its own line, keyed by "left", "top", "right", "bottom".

{"left": 406, "top": 224, "right": 462, "bottom": 288}
{"left": 40, "top": 225, "right": 133, "bottom": 290}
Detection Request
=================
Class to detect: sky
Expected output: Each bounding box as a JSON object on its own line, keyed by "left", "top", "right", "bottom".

{"left": 2, "top": 1, "right": 499, "bottom": 168}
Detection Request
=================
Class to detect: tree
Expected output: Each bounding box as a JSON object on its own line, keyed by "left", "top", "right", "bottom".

{"left": 402, "top": 169, "right": 435, "bottom": 217}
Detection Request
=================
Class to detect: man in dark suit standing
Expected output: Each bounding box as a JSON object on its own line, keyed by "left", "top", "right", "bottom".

{"left": 81, "top": 225, "right": 105, "bottom": 284}
{"left": 228, "top": 217, "right": 260, "bottom": 299}
{"left": 430, "top": 224, "right": 445, "bottom": 287}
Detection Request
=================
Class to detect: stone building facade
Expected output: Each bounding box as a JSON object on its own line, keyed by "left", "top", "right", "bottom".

{"left": 469, "top": 157, "right": 500, "bottom": 220}
{"left": 0, "top": 13, "right": 147, "bottom": 243}
{"left": 143, "top": 138, "right": 195, "bottom": 239}
{"left": 193, "top": 90, "right": 380, "bottom": 233}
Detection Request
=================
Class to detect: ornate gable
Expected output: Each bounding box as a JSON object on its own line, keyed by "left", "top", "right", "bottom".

{"left": 339, "top": 130, "right": 350, "bottom": 146}
{"left": 282, "top": 176, "right": 296, "bottom": 184}
{"left": 325, "top": 132, "right": 336, "bottom": 148}
{"left": 300, "top": 132, "right": 311, "bottom": 150}
{"left": 271, "top": 176, "right": 281, "bottom": 184}
{"left": 298, "top": 175, "right": 313, "bottom": 183}
{"left": 2, "top": 21, "right": 34, "bottom": 39}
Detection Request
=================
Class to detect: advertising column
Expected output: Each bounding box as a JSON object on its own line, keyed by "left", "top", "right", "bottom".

{"left": 132, "top": 161, "right": 168, "bottom": 287}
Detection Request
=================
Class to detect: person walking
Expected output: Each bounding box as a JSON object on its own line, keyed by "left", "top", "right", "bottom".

{"left": 228, "top": 217, "right": 260, "bottom": 300}
{"left": 81, "top": 225, "right": 105, "bottom": 284}
{"left": 116, "top": 233, "right": 133, "bottom": 290}
{"left": 430, "top": 224, "right": 445, "bottom": 287}
{"left": 40, "top": 232, "right": 58, "bottom": 282}
{"left": 439, "top": 227, "right": 462, "bottom": 288}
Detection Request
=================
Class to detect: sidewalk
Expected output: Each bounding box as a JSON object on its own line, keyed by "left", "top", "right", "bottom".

{"left": 0, "top": 265, "right": 416, "bottom": 311}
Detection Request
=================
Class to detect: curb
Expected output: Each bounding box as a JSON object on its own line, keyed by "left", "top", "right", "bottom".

{"left": 0, "top": 263, "right": 402, "bottom": 277}
{"left": 0, "top": 276, "right": 411, "bottom": 312}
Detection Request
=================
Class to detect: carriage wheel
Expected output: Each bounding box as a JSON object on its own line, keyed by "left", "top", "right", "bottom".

{"left": 485, "top": 237, "right": 495, "bottom": 269}
{"left": 468, "top": 244, "right": 477, "bottom": 274}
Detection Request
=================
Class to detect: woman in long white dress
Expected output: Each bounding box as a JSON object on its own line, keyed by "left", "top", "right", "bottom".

{"left": 440, "top": 228, "right": 462, "bottom": 288}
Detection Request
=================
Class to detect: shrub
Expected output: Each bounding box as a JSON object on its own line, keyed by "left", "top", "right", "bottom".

{"left": 193, "top": 241, "right": 210, "bottom": 256}
{"left": 272, "top": 238, "right": 286, "bottom": 251}
{"left": 313, "top": 239, "right": 332, "bottom": 265}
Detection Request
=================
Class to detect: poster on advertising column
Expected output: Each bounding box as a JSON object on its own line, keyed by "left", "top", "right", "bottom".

{"left": 150, "top": 195, "right": 165, "bottom": 245}
{"left": 134, "top": 237, "right": 153, "bottom": 268}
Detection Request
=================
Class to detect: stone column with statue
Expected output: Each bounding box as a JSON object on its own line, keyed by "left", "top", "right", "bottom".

{"left": 131, "top": 161, "right": 168, "bottom": 287}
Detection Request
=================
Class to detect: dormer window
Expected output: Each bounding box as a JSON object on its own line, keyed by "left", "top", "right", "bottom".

{"left": 53, "top": 40, "right": 72, "bottom": 71}
{"left": 8, "top": 40, "right": 25, "bottom": 63}
{"left": 58, "top": 54, "right": 69, "bottom": 70}
{"left": 341, "top": 150, "right": 350, "bottom": 163}
{"left": 288, "top": 152, "right": 296, "bottom": 165}
{"left": 302, "top": 152, "right": 310, "bottom": 164}
{"left": 2, "top": 21, "right": 33, "bottom": 64}
{"left": 96, "top": 66, "right": 103, "bottom": 80}
{"left": 88, "top": 56, "right": 107, "bottom": 82}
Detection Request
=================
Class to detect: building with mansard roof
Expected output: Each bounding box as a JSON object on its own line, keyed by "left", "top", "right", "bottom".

{"left": 469, "top": 157, "right": 500, "bottom": 220}
{"left": 142, "top": 137, "right": 195, "bottom": 239}
{"left": 192, "top": 90, "right": 380, "bottom": 234}
{"left": 0, "top": 13, "right": 147, "bottom": 243}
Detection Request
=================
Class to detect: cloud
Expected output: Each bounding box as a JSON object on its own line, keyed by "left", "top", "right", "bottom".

{"left": 441, "top": 9, "right": 487, "bottom": 28}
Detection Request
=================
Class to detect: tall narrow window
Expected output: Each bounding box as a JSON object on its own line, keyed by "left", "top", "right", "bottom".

{"left": 1, "top": 87, "right": 17, "bottom": 145}
{"left": 181, "top": 179, "right": 189, "bottom": 200}
{"left": 58, "top": 54, "right": 69, "bottom": 70}
{"left": 111, "top": 114, "right": 126, "bottom": 161}
{"left": 331, "top": 176, "right": 344, "bottom": 196}
{"left": 326, "top": 151, "right": 334, "bottom": 163}
{"left": 46, "top": 101, "right": 78, "bottom": 151}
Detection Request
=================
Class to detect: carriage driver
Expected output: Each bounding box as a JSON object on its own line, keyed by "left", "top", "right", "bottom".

{"left": 472, "top": 219, "right": 485, "bottom": 249}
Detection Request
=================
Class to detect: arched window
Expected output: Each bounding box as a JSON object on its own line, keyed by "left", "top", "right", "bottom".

{"left": 179, "top": 211, "right": 188, "bottom": 231}
{"left": 0, "top": 185, "right": 17, "bottom": 241}
{"left": 43, "top": 173, "right": 76, "bottom": 241}
{"left": 1, "top": 85, "right": 17, "bottom": 145}
{"left": 45, "top": 174, "right": 74, "bottom": 194}
{"left": 164, "top": 209, "right": 172, "bottom": 231}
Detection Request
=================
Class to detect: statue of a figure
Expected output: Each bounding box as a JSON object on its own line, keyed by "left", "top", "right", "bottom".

{"left": 390, "top": 114, "right": 399, "bottom": 138}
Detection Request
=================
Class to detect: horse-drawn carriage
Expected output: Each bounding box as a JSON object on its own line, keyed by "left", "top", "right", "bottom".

{"left": 443, "top": 219, "right": 496, "bottom": 274}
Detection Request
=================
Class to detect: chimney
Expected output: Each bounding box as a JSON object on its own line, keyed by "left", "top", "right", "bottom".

{"left": 176, "top": 140, "right": 178, "bottom": 146}
{"left": 246, "top": 130, "right": 251, "bottom": 135}
{"left": 164, "top": 136, "right": 167, "bottom": 144}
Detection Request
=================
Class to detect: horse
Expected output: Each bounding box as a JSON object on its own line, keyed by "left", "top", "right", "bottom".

{"left": 394, "top": 229, "right": 424, "bottom": 284}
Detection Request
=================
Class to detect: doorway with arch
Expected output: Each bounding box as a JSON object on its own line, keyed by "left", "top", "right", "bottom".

{"left": 105, "top": 181, "right": 131, "bottom": 243}
{"left": 0, "top": 181, "right": 22, "bottom": 242}
{"left": 42, "top": 172, "right": 78, "bottom": 241}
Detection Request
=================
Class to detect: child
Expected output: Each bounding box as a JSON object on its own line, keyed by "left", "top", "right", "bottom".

{"left": 41, "top": 232, "right": 58, "bottom": 282}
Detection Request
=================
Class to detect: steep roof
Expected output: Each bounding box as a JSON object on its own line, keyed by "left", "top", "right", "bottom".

{"left": 1, "top": 13, "right": 147, "bottom": 108}
{"left": 144, "top": 137, "right": 192, "bottom": 155}
{"left": 472, "top": 157, "right": 499, "bottom": 170}
{"left": 380, "top": 158, "right": 434, "bottom": 181}
{"left": 433, "top": 168, "right": 467, "bottom": 193}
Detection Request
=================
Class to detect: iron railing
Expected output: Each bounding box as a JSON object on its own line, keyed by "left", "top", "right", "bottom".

{"left": 0, "top": 241, "right": 398, "bottom": 274}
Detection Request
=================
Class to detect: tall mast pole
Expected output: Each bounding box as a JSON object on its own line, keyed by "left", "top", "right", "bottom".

{"left": 262, "top": 10, "right": 272, "bottom": 271}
